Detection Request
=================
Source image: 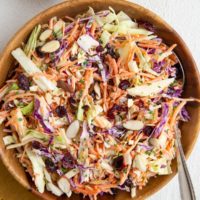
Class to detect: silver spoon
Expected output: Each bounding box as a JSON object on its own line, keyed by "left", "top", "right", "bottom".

{"left": 173, "top": 54, "right": 196, "bottom": 200}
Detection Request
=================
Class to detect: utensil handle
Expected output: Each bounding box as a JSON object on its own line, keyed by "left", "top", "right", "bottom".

{"left": 175, "top": 126, "right": 196, "bottom": 200}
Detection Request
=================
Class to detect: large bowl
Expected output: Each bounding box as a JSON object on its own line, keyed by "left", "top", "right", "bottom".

{"left": 0, "top": 0, "right": 199, "bottom": 199}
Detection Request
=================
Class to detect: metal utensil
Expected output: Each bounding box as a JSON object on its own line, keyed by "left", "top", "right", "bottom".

{"left": 174, "top": 53, "right": 196, "bottom": 200}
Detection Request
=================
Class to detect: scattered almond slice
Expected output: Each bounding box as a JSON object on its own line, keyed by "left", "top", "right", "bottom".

{"left": 93, "top": 116, "right": 112, "bottom": 129}
{"left": 100, "top": 160, "right": 113, "bottom": 172}
{"left": 127, "top": 78, "right": 175, "bottom": 97}
{"left": 94, "top": 82, "right": 101, "bottom": 99}
{"left": 132, "top": 154, "right": 148, "bottom": 172}
{"left": 41, "top": 40, "right": 60, "bottom": 53}
{"left": 39, "top": 29, "right": 52, "bottom": 41}
{"left": 123, "top": 120, "right": 144, "bottom": 130}
{"left": 128, "top": 60, "right": 139, "bottom": 73}
{"left": 66, "top": 120, "right": 80, "bottom": 139}
{"left": 53, "top": 20, "right": 65, "bottom": 33}
{"left": 57, "top": 177, "right": 72, "bottom": 197}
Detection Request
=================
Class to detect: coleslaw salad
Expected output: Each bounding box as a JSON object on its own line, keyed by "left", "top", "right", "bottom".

{"left": 0, "top": 7, "right": 199, "bottom": 200}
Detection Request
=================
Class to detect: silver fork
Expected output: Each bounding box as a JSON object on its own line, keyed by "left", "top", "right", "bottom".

{"left": 174, "top": 125, "right": 196, "bottom": 200}
{"left": 173, "top": 53, "right": 196, "bottom": 200}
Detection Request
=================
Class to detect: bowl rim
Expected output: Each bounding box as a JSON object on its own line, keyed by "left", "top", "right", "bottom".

{"left": 0, "top": 0, "right": 199, "bottom": 199}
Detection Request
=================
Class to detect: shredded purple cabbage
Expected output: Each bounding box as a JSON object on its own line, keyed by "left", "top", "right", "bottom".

{"left": 86, "top": 19, "right": 93, "bottom": 32}
{"left": 153, "top": 60, "right": 165, "bottom": 73}
{"left": 34, "top": 99, "right": 54, "bottom": 134}
{"left": 50, "top": 40, "right": 67, "bottom": 64}
{"left": 138, "top": 143, "right": 153, "bottom": 151}
{"left": 80, "top": 121, "right": 89, "bottom": 140}
{"left": 147, "top": 48, "right": 156, "bottom": 54}
{"left": 107, "top": 126, "right": 126, "bottom": 138}
{"left": 160, "top": 164, "right": 167, "bottom": 168}
{"left": 62, "top": 151, "right": 77, "bottom": 169}
{"left": 180, "top": 106, "right": 190, "bottom": 121}
{"left": 69, "top": 178, "right": 76, "bottom": 188}
{"left": 167, "top": 87, "right": 182, "bottom": 97}
{"left": 152, "top": 103, "right": 169, "bottom": 138}
{"left": 137, "top": 20, "right": 155, "bottom": 32}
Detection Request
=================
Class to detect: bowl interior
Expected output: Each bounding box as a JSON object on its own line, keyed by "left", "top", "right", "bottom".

{"left": 0, "top": 0, "right": 199, "bottom": 200}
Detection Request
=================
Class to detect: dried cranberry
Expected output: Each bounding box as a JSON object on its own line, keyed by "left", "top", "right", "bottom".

{"left": 112, "top": 156, "right": 124, "bottom": 170}
{"left": 127, "top": 94, "right": 133, "bottom": 99}
{"left": 107, "top": 112, "right": 115, "bottom": 120}
{"left": 91, "top": 62, "right": 99, "bottom": 69}
{"left": 32, "top": 141, "right": 42, "bottom": 149}
{"left": 136, "top": 99, "right": 144, "bottom": 108}
{"left": 18, "top": 74, "right": 30, "bottom": 91}
{"left": 68, "top": 97, "right": 77, "bottom": 109}
{"left": 108, "top": 79, "right": 114, "bottom": 86}
{"left": 96, "top": 45, "right": 104, "bottom": 52}
{"left": 118, "top": 80, "right": 131, "bottom": 90}
{"left": 143, "top": 126, "right": 154, "bottom": 136}
{"left": 112, "top": 104, "right": 127, "bottom": 112}
{"left": 82, "top": 105, "right": 89, "bottom": 111}
{"left": 70, "top": 56, "right": 77, "bottom": 61}
{"left": 45, "top": 158, "right": 57, "bottom": 172}
{"left": 106, "top": 44, "right": 119, "bottom": 59}
{"left": 35, "top": 46, "right": 45, "bottom": 58}
{"left": 107, "top": 104, "right": 128, "bottom": 119}
{"left": 55, "top": 106, "right": 67, "bottom": 117}
{"left": 62, "top": 152, "right": 76, "bottom": 168}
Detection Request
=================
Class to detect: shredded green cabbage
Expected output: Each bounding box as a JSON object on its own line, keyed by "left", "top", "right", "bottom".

{"left": 24, "top": 25, "right": 41, "bottom": 57}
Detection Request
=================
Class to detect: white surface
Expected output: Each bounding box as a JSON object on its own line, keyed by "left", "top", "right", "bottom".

{"left": 0, "top": 0, "right": 200, "bottom": 200}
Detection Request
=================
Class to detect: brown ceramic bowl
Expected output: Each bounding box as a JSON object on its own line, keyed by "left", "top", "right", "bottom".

{"left": 0, "top": 0, "right": 200, "bottom": 200}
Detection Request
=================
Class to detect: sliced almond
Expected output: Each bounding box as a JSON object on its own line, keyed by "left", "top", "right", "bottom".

{"left": 94, "top": 82, "right": 101, "bottom": 99}
{"left": 127, "top": 78, "right": 175, "bottom": 97}
{"left": 39, "top": 29, "right": 52, "bottom": 41}
{"left": 53, "top": 20, "right": 65, "bottom": 33}
{"left": 132, "top": 154, "right": 147, "bottom": 172}
{"left": 41, "top": 40, "right": 60, "bottom": 53}
{"left": 100, "top": 160, "right": 113, "bottom": 172}
{"left": 128, "top": 60, "right": 139, "bottom": 73}
{"left": 93, "top": 116, "right": 112, "bottom": 129}
{"left": 57, "top": 177, "right": 71, "bottom": 197}
{"left": 66, "top": 120, "right": 80, "bottom": 139}
{"left": 123, "top": 120, "right": 144, "bottom": 130}
{"left": 149, "top": 138, "right": 160, "bottom": 147}
{"left": 127, "top": 99, "right": 134, "bottom": 108}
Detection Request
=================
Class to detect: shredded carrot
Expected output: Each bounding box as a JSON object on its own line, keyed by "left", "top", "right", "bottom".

{"left": 90, "top": 21, "right": 97, "bottom": 37}
{"left": 106, "top": 54, "right": 118, "bottom": 75}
